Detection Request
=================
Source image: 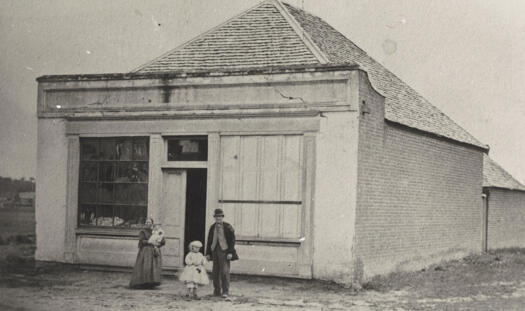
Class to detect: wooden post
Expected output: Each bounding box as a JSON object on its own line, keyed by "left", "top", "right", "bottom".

{"left": 64, "top": 135, "right": 79, "bottom": 263}
{"left": 482, "top": 191, "right": 489, "bottom": 252}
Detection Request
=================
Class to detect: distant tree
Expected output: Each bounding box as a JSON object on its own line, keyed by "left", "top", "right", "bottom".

{"left": 0, "top": 176, "right": 35, "bottom": 199}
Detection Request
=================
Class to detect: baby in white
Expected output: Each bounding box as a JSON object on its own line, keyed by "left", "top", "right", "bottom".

{"left": 148, "top": 224, "right": 165, "bottom": 247}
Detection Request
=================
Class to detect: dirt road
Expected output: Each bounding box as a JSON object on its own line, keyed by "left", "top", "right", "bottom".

{"left": 2, "top": 245, "right": 525, "bottom": 310}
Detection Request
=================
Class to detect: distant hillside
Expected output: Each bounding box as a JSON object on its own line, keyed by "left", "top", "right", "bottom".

{"left": 0, "top": 177, "right": 35, "bottom": 199}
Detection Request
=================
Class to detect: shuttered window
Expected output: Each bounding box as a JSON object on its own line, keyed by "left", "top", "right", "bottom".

{"left": 219, "top": 135, "right": 303, "bottom": 239}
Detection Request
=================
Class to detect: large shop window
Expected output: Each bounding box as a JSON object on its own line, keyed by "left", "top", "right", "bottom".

{"left": 78, "top": 137, "right": 149, "bottom": 228}
{"left": 219, "top": 135, "right": 304, "bottom": 240}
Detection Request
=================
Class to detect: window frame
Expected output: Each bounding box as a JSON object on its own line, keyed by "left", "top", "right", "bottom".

{"left": 166, "top": 136, "right": 208, "bottom": 162}
{"left": 77, "top": 136, "right": 150, "bottom": 230}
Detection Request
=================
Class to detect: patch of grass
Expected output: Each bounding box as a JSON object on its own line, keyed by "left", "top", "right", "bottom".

{"left": 360, "top": 249, "right": 525, "bottom": 299}
{"left": 492, "top": 248, "right": 525, "bottom": 255}
{"left": 361, "top": 277, "right": 385, "bottom": 291}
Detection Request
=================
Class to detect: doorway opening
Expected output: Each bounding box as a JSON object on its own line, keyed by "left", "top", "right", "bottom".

{"left": 184, "top": 169, "right": 207, "bottom": 257}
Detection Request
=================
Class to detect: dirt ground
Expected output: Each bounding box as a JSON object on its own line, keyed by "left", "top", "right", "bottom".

{"left": 2, "top": 244, "right": 525, "bottom": 310}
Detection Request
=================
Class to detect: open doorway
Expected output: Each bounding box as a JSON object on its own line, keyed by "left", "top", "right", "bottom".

{"left": 184, "top": 169, "right": 207, "bottom": 257}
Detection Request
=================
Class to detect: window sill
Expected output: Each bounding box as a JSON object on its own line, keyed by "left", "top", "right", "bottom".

{"left": 236, "top": 237, "right": 302, "bottom": 246}
{"left": 161, "top": 161, "right": 207, "bottom": 169}
{"left": 76, "top": 226, "right": 142, "bottom": 237}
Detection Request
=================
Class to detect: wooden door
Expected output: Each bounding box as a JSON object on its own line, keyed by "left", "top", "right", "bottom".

{"left": 161, "top": 169, "right": 187, "bottom": 268}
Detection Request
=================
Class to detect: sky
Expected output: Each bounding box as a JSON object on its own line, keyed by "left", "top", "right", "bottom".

{"left": 1, "top": 0, "right": 525, "bottom": 184}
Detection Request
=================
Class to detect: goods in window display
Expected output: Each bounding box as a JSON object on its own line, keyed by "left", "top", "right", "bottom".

{"left": 78, "top": 137, "right": 150, "bottom": 228}
{"left": 89, "top": 216, "right": 125, "bottom": 227}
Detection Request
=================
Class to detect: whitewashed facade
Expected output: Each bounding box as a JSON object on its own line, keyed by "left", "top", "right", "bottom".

{"left": 36, "top": 66, "right": 368, "bottom": 282}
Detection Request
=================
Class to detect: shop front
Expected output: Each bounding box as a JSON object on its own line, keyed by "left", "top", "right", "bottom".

{"left": 36, "top": 65, "right": 361, "bottom": 280}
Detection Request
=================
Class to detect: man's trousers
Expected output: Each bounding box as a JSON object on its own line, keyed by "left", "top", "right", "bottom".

{"left": 211, "top": 246, "right": 230, "bottom": 295}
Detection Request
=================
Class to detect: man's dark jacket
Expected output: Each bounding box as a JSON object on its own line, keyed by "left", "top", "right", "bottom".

{"left": 205, "top": 222, "right": 239, "bottom": 261}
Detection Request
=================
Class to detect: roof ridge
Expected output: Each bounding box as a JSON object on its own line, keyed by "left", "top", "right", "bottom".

{"left": 282, "top": 2, "right": 487, "bottom": 150}
{"left": 274, "top": 0, "right": 329, "bottom": 64}
{"left": 130, "top": 1, "right": 276, "bottom": 73}
{"left": 281, "top": 1, "right": 373, "bottom": 62}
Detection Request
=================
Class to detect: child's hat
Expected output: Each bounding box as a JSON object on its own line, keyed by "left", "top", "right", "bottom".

{"left": 189, "top": 240, "right": 203, "bottom": 248}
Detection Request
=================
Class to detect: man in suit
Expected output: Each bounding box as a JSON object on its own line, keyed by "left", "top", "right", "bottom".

{"left": 205, "top": 208, "right": 238, "bottom": 299}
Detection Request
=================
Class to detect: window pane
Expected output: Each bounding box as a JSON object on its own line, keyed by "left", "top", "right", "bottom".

{"left": 113, "top": 206, "right": 146, "bottom": 228}
{"left": 128, "top": 184, "right": 148, "bottom": 205}
{"left": 135, "top": 162, "right": 148, "bottom": 182}
{"left": 93, "top": 205, "right": 115, "bottom": 226}
{"left": 167, "top": 137, "right": 208, "bottom": 161}
{"left": 116, "top": 163, "right": 132, "bottom": 183}
{"left": 80, "top": 162, "right": 98, "bottom": 182}
{"left": 112, "top": 206, "right": 126, "bottom": 226}
{"left": 79, "top": 182, "right": 97, "bottom": 203}
{"left": 100, "top": 139, "right": 116, "bottom": 160}
{"left": 116, "top": 162, "right": 148, "bottom": 183}
{"left": 115, "top": 183, "right": 147, "bottom": 205}
{"left": 79, "top": 204, "right": 96, "bottom": 225}
{"left": 129, "top": 206, "right": 147, "bottom": 228}
{"left": 80, "top": 139, "right": 99, "bottom": 160}
{"left": 116, "top": 138, "right": 133, "bottom": 160}
{"left": 99, "top": 162, "right": 116, "bottom": 182}
{"left": 99, "top": 183, "right": 114, "bottom": 203}
{"left": 133, "top": 138, "right": 149, "bottom": 161}
{"left": 115, "top": 183, "right": 131, "bottom": 204}
{"left": 113, "top": 206, "right": 129, "bottom": 227}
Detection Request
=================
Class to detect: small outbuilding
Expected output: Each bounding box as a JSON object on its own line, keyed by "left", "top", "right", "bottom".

{"left": 483, "top": 155, "right": 525, "bottom": 251}
{"left": 18, "top": 192, "right": 36, "bottom": 208}
{"left": 35, "top": 0, "right": 489, "bottom": 283}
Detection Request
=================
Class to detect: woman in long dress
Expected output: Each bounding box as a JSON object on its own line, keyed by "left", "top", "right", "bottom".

{"left": 129, "top": 217, "right": 165, "bottom": 289}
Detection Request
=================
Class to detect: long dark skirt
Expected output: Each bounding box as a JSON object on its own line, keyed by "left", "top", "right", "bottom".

{"left": 129, "top": 245, "right": 162, "bottom": 289}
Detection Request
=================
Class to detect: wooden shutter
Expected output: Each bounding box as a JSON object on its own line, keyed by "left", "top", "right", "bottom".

{"left": 219, "top": 135, "right": 303, "bottom": 239}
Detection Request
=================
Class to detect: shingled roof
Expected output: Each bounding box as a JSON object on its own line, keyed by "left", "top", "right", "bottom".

{"left": 133, "top": 0, "right": 487, "bottom": 150}
{"left": 483, "top": 155, "right": 525, "bottom": 191}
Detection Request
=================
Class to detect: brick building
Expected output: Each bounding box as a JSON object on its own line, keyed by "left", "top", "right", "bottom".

{"left": 36, "top": 0, "right": 489, "bottom": 283}
{"left": 483, "top": 155, "right": 525, "bottom": 251}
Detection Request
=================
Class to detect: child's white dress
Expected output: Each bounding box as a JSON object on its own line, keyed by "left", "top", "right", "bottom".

{"left": 179, "top": 252, "right": 209, "bottom": 287}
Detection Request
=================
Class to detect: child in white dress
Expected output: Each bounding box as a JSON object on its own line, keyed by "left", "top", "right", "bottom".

{"left": 179, "top": 240, "right": 209, "bottom": 299}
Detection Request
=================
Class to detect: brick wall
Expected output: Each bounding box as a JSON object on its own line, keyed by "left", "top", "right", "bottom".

{"left": 487, "top": 188, "right": 525, "bottom": 249}
{"left": 354, "top": 70, "right": 484, "bottom": 280}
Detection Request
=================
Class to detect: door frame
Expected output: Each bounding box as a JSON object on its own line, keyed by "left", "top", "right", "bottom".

{"left": 158, "top": 133, "right": 220, "bottom": 268}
